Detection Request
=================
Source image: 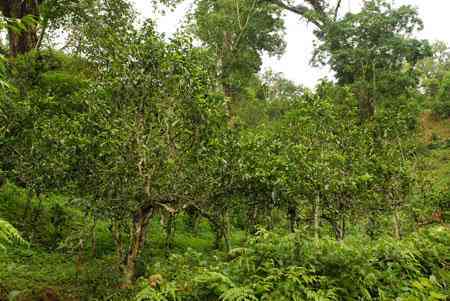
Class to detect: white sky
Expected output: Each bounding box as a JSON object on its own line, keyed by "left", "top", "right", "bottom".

{"left": 132, "top": 0, "right": 450, "bottom": 88}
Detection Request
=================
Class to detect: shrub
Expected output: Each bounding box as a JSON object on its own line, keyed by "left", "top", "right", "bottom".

{"left": 432, "top": 71, "right": 450, "bottom": 119}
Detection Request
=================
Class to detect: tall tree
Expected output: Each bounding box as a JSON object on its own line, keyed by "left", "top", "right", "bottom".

{"left": 266, "top": 0, "right": 431, "bottom": 120}
{"left": 68, "top": 6, "right": 224, "bottom": 283}
{"left": 191, "top": 0, "right": 285, "bottom": 117}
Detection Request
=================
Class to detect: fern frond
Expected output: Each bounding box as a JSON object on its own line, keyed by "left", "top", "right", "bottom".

{"left": 135, "top": 286, "right": 168, "bottom": 301}
{"left": 0, "top": 219, "right": 27, "bottom": 250}
{"left": 220, "top": 287, "right": 258, "bottom": 301}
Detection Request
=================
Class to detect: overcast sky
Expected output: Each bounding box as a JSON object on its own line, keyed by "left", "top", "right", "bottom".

{"left": 132, "top": 1, "right": 450, "bottom": 88}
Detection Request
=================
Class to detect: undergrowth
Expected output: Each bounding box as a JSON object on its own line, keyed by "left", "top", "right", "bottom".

{"left": 136, "top": 228, "right": 450, "bottom": 301}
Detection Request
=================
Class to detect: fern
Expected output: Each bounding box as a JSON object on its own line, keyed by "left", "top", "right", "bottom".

{"left": 193, "top": 271, "right": 235, "bottom": 294}
{"left": 0, "top": 218, "right": 27, "bottom": 250}
{"left": 135, "top": 281, "right": 179, "bottom": 301}
{"left": 220, "top": 287, "right": 258, "bottom": 301}
{"left": 135, "top": 286, "right": 169, "bottom": 301}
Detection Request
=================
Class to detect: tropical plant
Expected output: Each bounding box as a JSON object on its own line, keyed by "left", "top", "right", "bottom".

{"left": 0, "top": 219, "right": 26, "bottom": 250}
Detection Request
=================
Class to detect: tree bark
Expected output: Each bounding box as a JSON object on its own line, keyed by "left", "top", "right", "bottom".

{"left": 122, "top": 206, "right": 154, "bottom": 287}
{"left": 1, "top": 0, "right": 40, "bottom": 56}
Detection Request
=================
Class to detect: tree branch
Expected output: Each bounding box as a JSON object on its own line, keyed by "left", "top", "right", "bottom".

{"left": 35, "top": 16, "right": 48, "bottom": 50}
{"left": 267, "top": 0, "right": 324, "bottom": 28}
{"left": 334, "top": 0, "right": 342, "bottom": 20}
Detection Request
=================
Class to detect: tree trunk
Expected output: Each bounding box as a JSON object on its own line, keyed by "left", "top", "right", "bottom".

{"left": 22, "top": 190, "right": 33, "bottom": 236}
{"left": 266, "top": 206, "right": 274, "bottom": 231}
{"left": 212, "top": 221, "right": 222, "bottom": 250}
{"left": 359, "top": 95, "right": 375, "bottom": 120}
{"left": 223, "top": 210, "right": 231, "bottom": 252}
{"left": 211, "top": 214, "right": 231, "bottom": 252}
{"left": 185, "top": 206, "right": 199, "bottom": 234}
{"left": 122, "top": 206, "right": 153, "bottom": 287}
{"left": 91, "top": 216, "right": 97, "bottom": 258}
{"left": 75, "top": 238, "right": 84, "bottom": 277}
{"left": 111, "top": 220, "right": 125, "bottom": 262}
{"left": 314, "top": 195, "right": 320, "bottom": 240}
{"left": 2, "top": 0, "right": 40, "bottom": 56}
{"left": 366, "top": 215, "right": 376, "bottom": 239}
{"left": 164, "top": 213, "right": 176, "bottom": 254}
{"left": 287, "top": 204, "right": 298, "bottom": 233}
{"left": 393, "top": 206, "right": 401, "bottom": 240}
{"left": 247, "top": 205, "right": 258, "bottom": 234}
{"left": 223, "top": 229, "right": 231, "bottom": 252}
{"left": 332, "top": 215, "right": 345, "bottom": 241}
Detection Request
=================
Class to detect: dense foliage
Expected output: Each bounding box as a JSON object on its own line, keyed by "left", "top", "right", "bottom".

{"left": 0, "top": 0, "right": 449, "bottom": 300}
{"left": 136, "top": 228, "right": 450, "bottom": 301}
